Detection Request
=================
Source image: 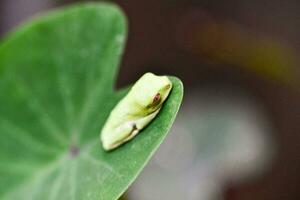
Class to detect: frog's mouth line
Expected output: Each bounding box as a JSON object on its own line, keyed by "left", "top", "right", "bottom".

{"left": 148, "top": 103, "right": 163, "bottom": 115}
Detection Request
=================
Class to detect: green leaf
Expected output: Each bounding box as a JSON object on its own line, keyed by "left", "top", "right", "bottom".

{"left": 0, "top": 3, "right": 183, "bottom": 200}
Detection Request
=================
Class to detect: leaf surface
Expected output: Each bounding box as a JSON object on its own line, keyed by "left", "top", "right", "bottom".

{"left": 0, "top": 3, "right": 183, "bottom": 200}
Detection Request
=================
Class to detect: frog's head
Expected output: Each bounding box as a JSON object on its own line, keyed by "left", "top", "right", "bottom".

{"left": 130, "top": 72, "right": 172, "bottom": 114}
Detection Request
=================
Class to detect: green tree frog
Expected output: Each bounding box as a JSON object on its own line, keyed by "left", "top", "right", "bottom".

{"left": 101, "top": 72, "right": 173, "bottom": 151}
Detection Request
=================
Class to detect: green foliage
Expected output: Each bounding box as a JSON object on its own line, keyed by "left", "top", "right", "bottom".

{"left": 0, "top": 3, "right": 183, "bottom": 200}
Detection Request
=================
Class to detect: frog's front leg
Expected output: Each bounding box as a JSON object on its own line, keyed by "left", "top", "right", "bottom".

{"left": 103, "top": 109, "right": 161, "bottom": 150}
{"left": 102, "top": 122, "right": 138, "bottom": 150}
{"left": 134, "top": 108, "right": 161, "bottom": 130}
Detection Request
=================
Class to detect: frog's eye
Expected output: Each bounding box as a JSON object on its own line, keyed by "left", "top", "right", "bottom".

{"left": 152, "top": 93, "right": 161, "bottom": 104}
{"left": 146, "top": 93, "right": 161, "bottom": 109}
{"left": 165, "top": 84, "right": 171, "bottom": 90}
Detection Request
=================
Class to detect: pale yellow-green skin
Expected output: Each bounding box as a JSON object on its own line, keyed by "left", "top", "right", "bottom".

{"left": 100, "top": 72, "right": 172, "bottom": 151}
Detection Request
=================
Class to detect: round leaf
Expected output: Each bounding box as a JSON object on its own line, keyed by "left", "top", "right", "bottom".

{"left": 0, "top": 3, "right": 183, "bottom": 200}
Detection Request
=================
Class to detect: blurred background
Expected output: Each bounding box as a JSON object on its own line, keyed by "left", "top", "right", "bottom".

{"left": 1, "top": 0, "right": 300, "bottom": 199}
